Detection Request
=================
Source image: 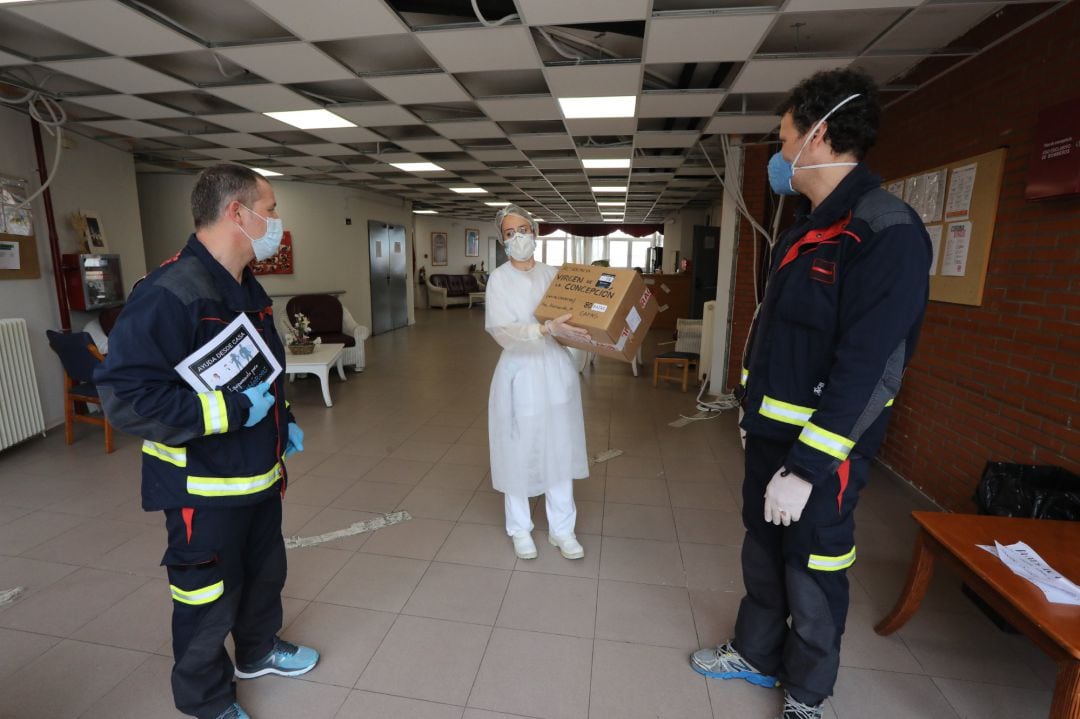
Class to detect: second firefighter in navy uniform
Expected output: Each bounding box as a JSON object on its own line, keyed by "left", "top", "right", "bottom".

{"left": 690, "top": 68, "right": 932, "bottom": 719}
{"left": 96, "top": 165, "right": 319, "bottom": 719}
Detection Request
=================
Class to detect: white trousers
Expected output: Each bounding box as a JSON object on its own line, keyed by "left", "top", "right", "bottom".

{"left": 504, "top": 478, "right": 576, "bottom": 538}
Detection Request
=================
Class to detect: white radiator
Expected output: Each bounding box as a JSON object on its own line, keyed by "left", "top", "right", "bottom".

{"left": 0, "top": 318, "right": 46, "bottom": 451}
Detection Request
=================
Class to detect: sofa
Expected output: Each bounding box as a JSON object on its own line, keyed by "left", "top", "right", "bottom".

{"left": 283, "top": 294, "right": 370, "bottom": 371}
{"left": 426, "top": 273, "right": 485, "bottom": 309}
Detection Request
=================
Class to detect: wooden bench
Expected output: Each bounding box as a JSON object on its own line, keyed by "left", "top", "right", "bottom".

{"left": 876, "top": 511, "right": 1080, "bottom": 718}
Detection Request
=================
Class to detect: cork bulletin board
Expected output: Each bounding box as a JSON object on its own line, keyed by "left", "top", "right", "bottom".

{"left": 884, "top": 148, "right": 1006, "bottom": 306}
{"left": 0, "top": 233, "right": 41, "bottom": 280}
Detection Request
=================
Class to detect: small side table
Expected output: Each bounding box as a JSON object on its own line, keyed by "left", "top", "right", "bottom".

{"left": 468, "top": 291, "right": 486, "bottom": 308}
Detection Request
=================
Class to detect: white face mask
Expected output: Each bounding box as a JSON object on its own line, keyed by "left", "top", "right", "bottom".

{"left": 238, "top": 204, "right": 284, "bottom": 261}
{"left": 786, "top": 93, "right": 862, "bottom": 181}
{"left": 505, "top": 232, "right": 536, "bottom": 261}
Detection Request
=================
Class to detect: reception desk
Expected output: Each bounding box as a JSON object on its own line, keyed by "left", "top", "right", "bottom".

{"left": 642, "top": 273, "right": 691, "bottom": 330}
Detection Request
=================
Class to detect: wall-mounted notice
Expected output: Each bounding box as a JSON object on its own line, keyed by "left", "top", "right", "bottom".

{"left": 925, "top": 225, "right": 942, "bottom": 276}
{"left": 945, "top": 163, "right": 977, "bottom": 221}
{"left": 941, "top": 221, "right": 972, "bottom": 277}
{"left": 887, "top": 180, "right": 905, "bottom": 200}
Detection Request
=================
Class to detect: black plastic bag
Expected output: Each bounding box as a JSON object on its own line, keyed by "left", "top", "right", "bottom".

{"left": 973, "top": 462, "right": 1080, "bottom": 521}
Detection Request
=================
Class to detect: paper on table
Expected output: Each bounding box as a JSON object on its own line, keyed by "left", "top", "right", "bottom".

{"left": 978, "top": 540, "right": 1080, "bottom": 606}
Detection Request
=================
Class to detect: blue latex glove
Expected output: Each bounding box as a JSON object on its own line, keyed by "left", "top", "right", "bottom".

{"left": 241, "top": 381, "right": 274, "bottom": 427}
{"left": 285, "top": 422, "right": 304, "bottom": 457}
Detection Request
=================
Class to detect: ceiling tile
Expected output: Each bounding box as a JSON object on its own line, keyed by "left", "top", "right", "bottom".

{"left": 872, "top": 5, "right": 999, "bottom": 53}
{"left": 787, "top": 0, "right": 920, "bottom": 10}
{"left": 730, "top": 57, "right": 855, "bottom": 93}
{"left": 510, "top": 133, "right": 574, "bottom": 151}
{"left": 703, "top": 114, "right": 780, "bottom": 134}
{"left": 478, "top": 96, "right": 563, "bottom": 121}
{"left": 10, "top": 0, "right": 201, "bottom": 56}
{"left": 73, "top": 95, "right": 178, "bottom": 120}
{"left": 84, "top": 119, "right": 176, "bottom": 138}
{"left": 364, "top": 73, "right": 470, "bottom": 104}
{"left": 469, "top": 149, "right": 527, "bottom": 162}
{"left": 417, "top": 26, "right": 542, "bottom": 74}
{"left": 290, "top": 143, "right": 353, "bottom": 156}
{"left": 206, "top": 84, "right": 319, "bottom": 112}
{"left": 44, "top": 58, "right": 191, "bottom": 94}
{"left": 332, "top": 103, "right": 423, "bottom": 126}
{"left": 516, "top": 0, "right": 649, "bottom": 25}
{"left": 645, "top": 14, "right": 775, "bottom": 64}
{"left": 305, "top": 127, "right": 387, "bottom": 143}
{"left": 638, "top": 91, "right": 725, "bottom": 118}
{"left": 395, "top": 138, "right": 463, "bottom": 153}
{"left": 430, "top": 120, "right": 505, "bottom": 139}
{"left": 633, "top": 131, "right": 700, "bottom": 148}
{"left": 563, "top": 118, "right": 637, "bottom": 135}
{"left": 544, "top": 63, "right": 642, "bottom": 98}
{"left": 218, "top": 43, "right": 355, "bottom": 84}
{"left": 195, "top": 132, "right": 268, "bottom": 148}
{"left": 245, "top": 0, "right": 408, "bottom": 40}
{"left": 207, "top": 113, "right": 297, "bottom": 133}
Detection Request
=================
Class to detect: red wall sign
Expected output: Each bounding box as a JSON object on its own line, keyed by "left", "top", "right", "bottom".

{"left": 1025, "top": 96, "right": 1080, "bottom": 200}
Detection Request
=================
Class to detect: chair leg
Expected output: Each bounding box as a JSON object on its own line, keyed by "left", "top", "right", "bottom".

{"left": 681, "top": 362, "right": 689, "bottom": 393}
{"left": 104, "top": 420, "right": 114, "bottom": 454}
{"left": 652, "top": 360, "right": 660, "bottom": 387}
{"left": 64, "top": 396, "right": 74, "bottom": 445}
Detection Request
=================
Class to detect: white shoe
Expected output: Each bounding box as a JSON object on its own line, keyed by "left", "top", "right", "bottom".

{"left": 548, "top": 533, "right": 584, "bottom": 559}
{"left": 512, "top": 532, "right": 537, "bottom": 559}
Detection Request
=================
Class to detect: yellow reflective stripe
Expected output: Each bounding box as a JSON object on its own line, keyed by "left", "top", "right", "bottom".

{"left": 808, "top": 547, "right": 856, "bottom": 572}
{"left": 740, "top": 368, "right": 749, "bottom": 387}
{"left": 187, "top": 463, "right": 282, "bottom": 497}
{"left": 759, "top": 395, "right": 814, "bottom": 426}
{"left": 798, "top": 421, "right": 856, "bottom": 461}
{"left": 885, "top": 398, "right": 895, "bottom": 407}
{"left": 170, "top": 580, "right": 223, "bottom": 605}
{"left": 198, "top": 391, "right": 228, "bottom": 435}
{"left": 142, "top": 440, "right": 187, "bottom": 468}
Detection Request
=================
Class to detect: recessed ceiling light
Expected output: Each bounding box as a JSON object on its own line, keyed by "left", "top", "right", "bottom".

{"left": 558, "top": 96, "right": 636, "bottom": 119}
{"left": 450, "top": 187, "right": 488, "bottom": 194}
{"left": 601, "top": 211, "right": 624, "bottom": 216}
{"left": 263, "top": 109, "right": 355, "bottom": 129}
{"left": 592, "top": 186, "right": 627, "bottom": 193}
{"left": 413, "top": 210, "right": 438, "bottom": 214}
{"left": 597, "top": 201, "right": 625, "bottom": 206}
{"left": 391, "top": 162, "right": 444, "bottom": 173}
{"left": 583, "top": 158, "right": 631, "bottom": 169}
{"left": 485, "top": 201, "right": 510, "bottom": 207}
{"left": 250, "top": 167, "right": 282, "bottom": 177}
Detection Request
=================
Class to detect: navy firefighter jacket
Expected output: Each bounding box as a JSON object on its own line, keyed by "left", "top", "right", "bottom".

{"left": 95, "top": 234, "right": 293, "bottom": 511}
{"left": 739, "top": 163, "right": 932, "bottom": 486}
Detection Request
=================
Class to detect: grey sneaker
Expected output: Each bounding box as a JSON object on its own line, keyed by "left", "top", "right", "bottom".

{"left": 689, "top": 640, "right": 779, "bottom": 688}
{"left": 214, "top": 703, "right": 250, "bottom": 719}
{"left": 235, "top": 637, "right": 319, "bottom": 679}
{"left": 778, "top": 692, "right": 823, "bottom": 719}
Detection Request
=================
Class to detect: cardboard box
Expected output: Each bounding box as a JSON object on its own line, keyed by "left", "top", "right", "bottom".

{"left": 535, "top": 264, "right": 659, "bottom": 363}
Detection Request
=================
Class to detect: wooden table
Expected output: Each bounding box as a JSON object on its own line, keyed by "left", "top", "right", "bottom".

{"left": 876, "top": 511, "right": 1080, "bottom": 718}
{"left": 284, "top": 342, "right": 345, "bottom": 407}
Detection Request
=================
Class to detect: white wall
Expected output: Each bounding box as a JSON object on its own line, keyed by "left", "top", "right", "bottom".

{"left": 412, "top": 214, "right": 493, "bottom": 276}
{"left": 136, "top": 173, "right": 414, "bottom": 331}
{"left": 0, "top": 106, "right": 145, "bottom": 432}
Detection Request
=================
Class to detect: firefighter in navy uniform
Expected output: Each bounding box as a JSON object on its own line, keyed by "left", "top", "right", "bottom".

{"left": 690, "top": 69, "right": 932, "bottom": 718}
{"left": 96, "top": 165, "right": 318, "bottom": 719}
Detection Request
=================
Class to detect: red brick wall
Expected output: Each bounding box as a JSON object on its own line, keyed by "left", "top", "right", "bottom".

{"left": 730, "top": 5, "right": 1080, "bottom": 510}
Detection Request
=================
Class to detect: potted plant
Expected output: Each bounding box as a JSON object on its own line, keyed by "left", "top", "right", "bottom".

{"left": 286, "top": 312, "right": 319, "bottom": 354}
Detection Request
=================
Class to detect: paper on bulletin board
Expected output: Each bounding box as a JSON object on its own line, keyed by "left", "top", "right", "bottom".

{"left": 941, "top": 222, "right": 972, "bottom": 277}
{"left": 0, "top": 239, "right": 19, "bottom": 270}
{"left": 886, "top": 180, "right": 904, "bottom": 200}
{"left": 0, "top": 177, "right": 33, "bottom": 236}
{"left": 921, "top": 169, "right": 948, "bottom": 223}
{"left": 925, "top": 225, "right": 942, "bottom": 276}
{"left": 945, "top": 163, "right": 977, "bottom": 221}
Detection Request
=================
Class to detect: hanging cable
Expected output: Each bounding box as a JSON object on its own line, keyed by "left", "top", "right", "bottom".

{"left": 470, "top": 0, "right": 519, "bottom": 27}
{"left": 0, "top": 85, "right": 67, "bottom": 210}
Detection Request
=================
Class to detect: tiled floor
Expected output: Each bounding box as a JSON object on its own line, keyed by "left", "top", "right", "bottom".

{"left": 0, "top": 308, "right": 1056, "bottom": 719}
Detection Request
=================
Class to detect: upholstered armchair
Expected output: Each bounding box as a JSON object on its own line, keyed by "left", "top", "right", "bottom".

{"left": 284, "top": 294, "right": 370, "bottom": 371}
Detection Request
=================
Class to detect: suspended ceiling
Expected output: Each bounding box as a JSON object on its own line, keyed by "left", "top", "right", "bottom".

{"left": 0, "top": 0, "right": 1063, "bottom": 222}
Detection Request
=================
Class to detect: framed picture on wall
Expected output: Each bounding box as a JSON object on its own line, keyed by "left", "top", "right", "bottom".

{"left": 250, "top": 230, "right": 293, "bottom": 275}
{"left": 81, "top": 210, "right": 108, "bottom": 253}
{"left": 431, "top": 231, "right": 448, "bottom": 266}
{"left": 465, "top": 228, "right": 479, "bottom": 257}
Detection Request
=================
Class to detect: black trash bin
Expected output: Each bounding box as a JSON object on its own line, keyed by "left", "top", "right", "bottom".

{"left": 965, "top": 461, "right": 1080, "bottom": 632}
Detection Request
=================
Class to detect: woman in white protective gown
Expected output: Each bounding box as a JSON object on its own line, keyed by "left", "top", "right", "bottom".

{"left": 486, "top": 205, "right": 591, "bottom": 561}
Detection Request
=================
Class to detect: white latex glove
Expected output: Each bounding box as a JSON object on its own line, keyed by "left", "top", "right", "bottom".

{"left": 763, "top": 468, "right": 813, "bottom": 526}
{"left": 543, "top": 313, "right": 590, "bottom": 339}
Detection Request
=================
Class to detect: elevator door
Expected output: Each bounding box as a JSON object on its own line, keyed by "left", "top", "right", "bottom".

{"left": 368, "top": 220, "right": 408, "bottom": 335}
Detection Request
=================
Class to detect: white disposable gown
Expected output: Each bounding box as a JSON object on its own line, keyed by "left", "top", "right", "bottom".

{"left": 486, "top": 262, "right": 589, "bottom": 497}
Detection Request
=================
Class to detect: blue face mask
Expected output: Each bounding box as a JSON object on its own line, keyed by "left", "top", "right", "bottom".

{"left": 239, "top": 204, "right": 284, "bottom": 261}
{"left": 768, "top": 93, "right": 862, "bottom": 196}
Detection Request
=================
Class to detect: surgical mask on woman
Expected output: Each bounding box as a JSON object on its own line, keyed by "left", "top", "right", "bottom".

{"left": 768, "top": 94, "right": 862, "bottom": 196}
{"left": 505, "top": 232, "right": 536, "bottom": 261}
{"left": 238, "top": 204, "right": 285, "bottom": 260}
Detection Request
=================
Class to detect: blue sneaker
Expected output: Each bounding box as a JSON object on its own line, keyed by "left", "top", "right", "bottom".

{"left": 235, "top": 637, "right": 319, "bottom": 679}
{"left": 214, "top": 704, "right": 250, "bottom": 719}
{"left": 690, "top": 640, "right": 779, "bottom": 688}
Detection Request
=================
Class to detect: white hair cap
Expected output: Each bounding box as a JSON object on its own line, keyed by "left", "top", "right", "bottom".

{"left": 494, "top": 204, "right": 538, "bottom": 237}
